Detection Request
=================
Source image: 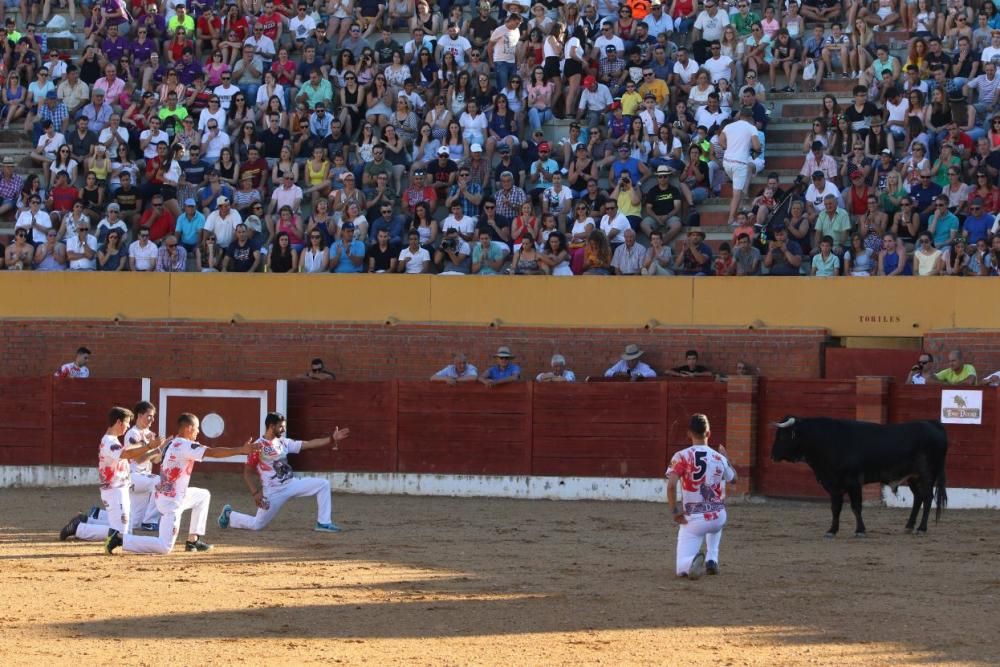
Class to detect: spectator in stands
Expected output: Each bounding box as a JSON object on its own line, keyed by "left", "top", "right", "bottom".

{"left": 155, "top": 234, "right": 187, "bottom": 272}
{"left": 905, "top": 352, "right": 934, "bottom": 384}
{"left": 397, "top": 228, "right": 431, "bottom": 273}
{"left": 5, "top": 228, "right": 34, "bottom": 270}
{"left": 611, "top": 228, "right": 645, "bottom": 275}
{"left": 65, "top": 223, "right": 98, "bottom": 271}
{"left": 129, "top": 228, "right": 159, "bottom": 272}
{"left": 666, "top": 350, "right": 715, "bottom": 378}
{"left": 479, "top": 345, "right": 522, "bottom": 387}
{"left": 303, "top": 358, "right": 337, "bottom": 380}
{"left": 222, "top": 222, "right": 261, "bottom": 272}
{"left": 0, "top": 156, "right": 23, "bottom": 218}
{"left": 763, "top": 225, "right": 803, "bottom": 276}
{"left": 930, "top": 350, "right": 977, "bottom": 385}
{"left": 535, "top": 354, "right": 576, "bottom": 382}
{"left": 430, "top": 353, "right": 478, "bottom": 384}
{"left": 605, "top": 344, "right": 657, "bottom": 380}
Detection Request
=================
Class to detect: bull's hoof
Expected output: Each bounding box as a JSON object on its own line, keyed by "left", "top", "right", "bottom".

{"left": 904, "top": 524, "right": 915, "bottom": 533}
{"left": 824, "top": 531, "right": 836, "bottom": 539}
{"left": 854, "top": 532, "right": 867, "bottom": 538}
{"left": 913, "top": 529, "right": 927, "bottom": 536}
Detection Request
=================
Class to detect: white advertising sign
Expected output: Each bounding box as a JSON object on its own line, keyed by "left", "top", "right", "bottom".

{"left": 940, "top": 389, "right": 983, "bottom": 425}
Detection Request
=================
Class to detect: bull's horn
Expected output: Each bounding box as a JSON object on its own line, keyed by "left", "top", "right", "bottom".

{"left": 775, "top": 417, "right": 796, "bottom": 428}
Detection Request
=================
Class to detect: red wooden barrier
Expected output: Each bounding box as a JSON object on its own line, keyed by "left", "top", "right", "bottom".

{"left": 532, "top": 382, "right": 666, "bottom": 478}
{"left": 755, "top": 379, "right": 857, "bottom": 498}
{"left": 825, "top": 348, "right": 916, "bottom": 382}
{"left": 396, "top": 382, "right": 532, "bottom": 475}
{"left": 0, "top": 378, "right": 52, "bottom": 465}
{"left": 50, "top": 378, "right": 142, "bottom": 466}
{"left": 286, "top": 380, "right": 397, "bottom": 473}
{"left": 888, "top": 384, "right": 998, "bottom": 490}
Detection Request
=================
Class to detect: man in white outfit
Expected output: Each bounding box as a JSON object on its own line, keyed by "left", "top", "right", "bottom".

{"left": 667, "top": 413, "right": 737, "bottom": 579}
{"left": 77, "top": 401, "right": 164, "bottom": 534}
{"left": 719, "top": 106, "right": 762, "bottom": 227}
{"left": 104, "top": 413, "right": 251, "bottom": 555}
{"left": 218, "top": 412, "right": 350, "bottom": 533}
{"left": 59, "top": 407, "right": 164, "bottom": 543}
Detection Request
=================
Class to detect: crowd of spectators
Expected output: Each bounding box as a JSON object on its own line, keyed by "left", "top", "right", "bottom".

{"left": 0, "top": 0, "right": 997, "bottom": 275}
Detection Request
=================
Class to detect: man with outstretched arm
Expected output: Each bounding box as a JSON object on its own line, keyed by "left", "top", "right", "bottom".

{"left": 105, "top": 413, "right": 251, "bottom": 555}
{"left": 218, "top": 412, "right": 350, "bottom": 533}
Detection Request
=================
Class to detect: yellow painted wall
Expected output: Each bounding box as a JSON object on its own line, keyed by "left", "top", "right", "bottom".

{"left": 0, "top": 273, "right": 994, "bottom": 337}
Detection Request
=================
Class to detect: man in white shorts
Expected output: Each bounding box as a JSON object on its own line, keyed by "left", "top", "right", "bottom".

{"left": 218, "top": 412, "right": 350, "bottom": 533}
{"left": 719, "top": 106, "right": 762, "bottom": 227}
{"left": 59, "top": 407, "right": 164, "bottom": 543}
{"left": 104, "top": 413, "right": 251, "bottom": 555}
{"left": 667, "top": 413, "right": 737, "bottom": 579}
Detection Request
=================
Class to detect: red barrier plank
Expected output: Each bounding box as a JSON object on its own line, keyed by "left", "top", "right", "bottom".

{"left": 50, "top": 378, "right": 142, "bottom": 466}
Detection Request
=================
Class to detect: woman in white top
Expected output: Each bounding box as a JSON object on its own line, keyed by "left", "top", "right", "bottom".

{"left": 912, "top": 234, "right": 943, "bottom": 275}
{"left": 424, "top": 96, "right": 452, "bottom": 141}
{"left": 542, "top": 22, "right": 565, "bottom": 113}
{"left": 383, "top": 51, "right": 410, "bottom": 93}
{"left": 540, "top": 230, "right": 573, "bottom": 275}
{"left": 49, "top": 146, "right": 78, "bottom": 187}
{"left": 687, "top": 70, "right": 715, "bottom": 109}
{"left": 567, "top": 202, "right": 595, "bottom": 274}
{"left": 459, "top": 99, "right": 488, "bottom": 147}
{"left": 300, "top": 230, "right": 330, "bottom": 273}
{"left": 255, "top": 72, "right": 286, "bottom": 111}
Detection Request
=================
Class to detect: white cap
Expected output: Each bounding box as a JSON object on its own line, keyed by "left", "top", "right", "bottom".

{"left": 216, "top": 195, "right": 230, "bottom": 205}
{"left": 437, "top": 146, "right": 450, "bottom": 155}
{"left": 470, "top": 143, "right": 483, "bottom": 153}
{"left": 551, "top": 354, "right": 566, "bottom": 366}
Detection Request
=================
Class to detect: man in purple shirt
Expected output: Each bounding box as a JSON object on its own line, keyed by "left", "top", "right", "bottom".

{"left": 176, "top": 49, "right": 203, "bottom": 86}
{"left": 101, "top": 23, "right": 128, "bottom": 62}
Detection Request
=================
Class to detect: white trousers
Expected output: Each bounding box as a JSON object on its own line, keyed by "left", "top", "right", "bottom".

{"left": 74, "top": 487, "right": 130, "bottom": 541}
{"left": 130, "top": 473, "right": 162, "bottom": 525}
{"left": 229, "top": 477, "right": 332, "bottom": 531}
{"left": 676, "top": 511, "right": 727, "bottom": 576}
{"left": 94, "top": 474, "right": 161, "bottom": 529}
{"left": 122, "top": 487, "right": 211, "bottom": 554}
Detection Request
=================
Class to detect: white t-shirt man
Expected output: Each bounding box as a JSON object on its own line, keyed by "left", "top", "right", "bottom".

{"left": 129, "top": 238, "right": 159, "bottom": 271}
{"left": 66, "top": 232, "right": 98, "bottom": 270}
{"left": 694, "top": 105, "right": 727, "bottom": 130}
{"left": 437, "top": 33, "right": 472, "bottom": 67}
{"left": 804, "top": 180, "right": 844, "bottom": 210}
{"left": 703, "top": 54, "right": 734, "bottom": 84}
{"left": 201, "top": 127, "right": 231, "bottom": 162}
{"left": 441, "top": 213, "right": 475, "bottom": 238}
{"left": 489, "top": 24, "right": 520, "bottom": 64}
{"left": 600, "top": 212, "right": 631, "bottom": 246}
{"left": 140, "top": 128, "right": 169, "bottom": 159}
{"left": 36, "top": 131, "right": 66, "bottom": 160}
{"left": 594, "top": 34, "right": 625, "bottom": 56}
{"left": 289, "top": 14, "right": 317, "bottom": 41}
{"left": 639, "top": 107, "right": 666, "bottom": 135}
{"left": 124, "top": 425, "right": 156, "bottom": 476}
{"left": 98, "top": 433, "right": 131, "bottom": 491}
{"left": 213, "top": 82, "right": 240, "bottom": 110}
{"left": 153, "top": 437, "right": 206, "bottom": 510}
{"left": 16, "top": 209, "right": 53, "bottom": 244}
{"left": 203, "top": 207, "right": 242, "bottom": 247}
{"left": 693, "top": 9, "right": 729, "bottom": 41}
{"left": 197, "top": 106, "right": 227, "bottom": 132}
{"left": 721, "top": 119, "right": 757, "bottom": 162}
{"left": 399, "top": 246, "right": 431, "bottom": 273}
{"left": 672, "top": 58, "right": 700, "bottom": 85}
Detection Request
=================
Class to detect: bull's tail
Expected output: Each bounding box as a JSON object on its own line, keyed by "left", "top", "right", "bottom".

{"left": 935, "top": 468, "right": 947, "bottom": 523}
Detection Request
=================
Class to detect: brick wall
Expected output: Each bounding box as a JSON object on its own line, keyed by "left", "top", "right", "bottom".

{"left": 0, "top": 321, "right": 829, "bottom": 381}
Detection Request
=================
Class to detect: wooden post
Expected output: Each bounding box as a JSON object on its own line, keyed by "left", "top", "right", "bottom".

{"left": 725, "top": 375, "right": 758, "bottom": 494}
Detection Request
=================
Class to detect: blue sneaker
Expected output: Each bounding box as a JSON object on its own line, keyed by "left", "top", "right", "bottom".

{"left": 314, "top": 522, "right": 342, "bottom": 533}
{"left": 140, "top": 522, "right": 159, "bottom": 532}
{"left": 218, "top": 504, "right": 232, "bottom": 529}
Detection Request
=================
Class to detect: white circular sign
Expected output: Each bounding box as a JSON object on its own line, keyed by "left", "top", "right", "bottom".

{"left": 201, "top": 413, "right": 225, "bottom": 438}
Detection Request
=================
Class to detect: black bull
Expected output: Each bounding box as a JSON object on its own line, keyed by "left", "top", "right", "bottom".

{"left": 771, "top": 417, "right": 948, "bottom": 536}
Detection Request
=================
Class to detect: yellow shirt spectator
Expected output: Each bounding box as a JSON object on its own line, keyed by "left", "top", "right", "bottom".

{"left": 168, "top": 14, "right": 195, "bottom": 36}
{"left": 621, "top": 90, "right": 642, "bottom": 116}
{"left": 935, "top": 364, "right": 977, "bottom": 385}
{"left": 639, "top": 77, "right": 669, "bottom": 107}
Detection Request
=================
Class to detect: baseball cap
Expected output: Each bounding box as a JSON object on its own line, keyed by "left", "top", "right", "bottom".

{"left": 881, "top": 148, "right": 892, "bottom": 155}
{"left": 45, "top": 90, "right": 58, "bottom": 100}
{"left": 605, "top": 45, "right": 616, "bottom": 52}
{"left": 437, "top": 146, "right": 450, "bottom": 155}
{"left": 470, "top": 143, "right": 483, "bottom": 153}
{"left": 217, "top": 195, "right": 230, "bottom": 205}
{"left": 538, "top": 141, "right": 550, "bottom": 152}
{"left": 583, "top": 75, "right": 597, "bottom": 87}
{"left": 93, "top": 88, "right": 105, "bottom": 96}
{"left": 184, "top": 198, "right": 196, "bottom": 207}
{"left": 971, "top": 197, "right": 985, "bottom": 207}
{"left": 498, "top": 143, "right": 511, "bottom": 153}
{"left": 610, "top": 100, "right": 622, "bottom": 110}
{"left": 811, "top": 170, "right": 825, "bottom": 179}
{"left": 341, "top": 221, "right": 355, "bottom": 231}
{"left": 107, "top": 203, "right": 120, "bottom": 212}
{"left": 850, "top": 169, "right": 863, "bottom": 179}
{"left": 811, "top": 140, "right": 824, "bottom": 151}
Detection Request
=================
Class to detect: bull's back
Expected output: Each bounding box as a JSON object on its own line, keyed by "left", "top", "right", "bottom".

{"left": 802, "top": 418, "right": 948, "bottom": 481}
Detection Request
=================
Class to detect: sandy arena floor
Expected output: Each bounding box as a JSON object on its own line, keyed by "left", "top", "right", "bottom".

{"left": 0, "top": 473, "right": 998, "bottom": 666}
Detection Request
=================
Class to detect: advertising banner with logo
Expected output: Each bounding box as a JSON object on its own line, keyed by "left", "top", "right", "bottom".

{"left": 940, "top": 389, "right": 983, "bottom": 425}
